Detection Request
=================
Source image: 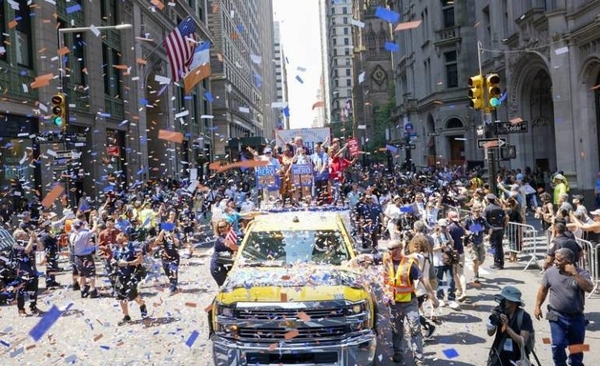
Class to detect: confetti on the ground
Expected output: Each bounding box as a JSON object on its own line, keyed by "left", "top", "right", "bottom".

{"left": 29, "top": 305, "right": 62, "bottom": 342}
{"left": 442, "top": 348, "right": 459, "bottom": 358}
{"left": 185, "top": 331, "right": 200, "bottom": 347}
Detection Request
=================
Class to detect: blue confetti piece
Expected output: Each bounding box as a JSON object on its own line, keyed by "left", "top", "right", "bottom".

{"left": 295, "top": 75, "right": 304, "bottom": 84}
{"left": 29, "top": 305, "right": 62, "bottom": 342}
{"left": 66, "top": 4, "right": 82, "bottom": 14}
{"left": 385, "top": 42, "right": 400, "bottom": 52}
{"left": 161, "top": 222, "right": 175, "bottom": 231}
{"left": 186, "top": 331, "right": 199, "bottom": 347}
{"left": 139, "top": 98, "right": 148, "bottom": 106}
{"left": 469, "top": 223, "right": 483, "bottom": 233}
{"left": 204, "top": 92, "right": 214, "bottom": 103}
{"left": 375, "top": 6, "right": 400, "bottom": 23}
{"left": 137, "top": 169, "right": 144, "bottom": 175}
{"left": 443, "top": 348, "right": 459, "bottom": 358}
{"left": 237, "top": 25, "right": 244, "bottom": 33}
{"left": 103, "top": 186, "right": 114, "bottom": 193}
{"left": 100, "top": 345, "right": 110, "bottom": 350}
{"left": 99, "top": 112, "right": 111, "bottom": 118}
{"left": 0, "top": 340, "right": 9, "bottom": 347}
{"left": 283, "top": 106, "right": 290, "bottom": 118}
{"left": 400, "top": 205, "right": 413, "bottom": 213}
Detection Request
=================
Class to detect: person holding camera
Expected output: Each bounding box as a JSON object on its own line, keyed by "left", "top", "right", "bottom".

{"left": 486, "top": 286, "right": 534, "bottom": 366}
{"left": 534, "top": 248, "right": 593, "bottom": 366}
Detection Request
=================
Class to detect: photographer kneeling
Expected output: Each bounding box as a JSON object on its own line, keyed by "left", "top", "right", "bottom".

{"left": 486, "top": 286, "right": 534, "bottom": 366}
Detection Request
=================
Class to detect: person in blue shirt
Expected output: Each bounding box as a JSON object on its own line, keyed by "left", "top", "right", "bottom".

{"left": 112, "top": 232, "right": 147, "bottom": 326}
{"left": 358, "top": 195, "right": 384, "bottom": 252}
{"left": 311, "top": 142, "right": 330, "bottom": 204}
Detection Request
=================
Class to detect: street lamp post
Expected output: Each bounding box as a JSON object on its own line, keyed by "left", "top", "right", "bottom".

{"left": 56, "top": 24, "right": 132, "bottom": 206}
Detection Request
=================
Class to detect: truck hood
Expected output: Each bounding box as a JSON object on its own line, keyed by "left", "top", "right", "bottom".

{"left": 216, "top": 266, "right": 369, "bottom": 304}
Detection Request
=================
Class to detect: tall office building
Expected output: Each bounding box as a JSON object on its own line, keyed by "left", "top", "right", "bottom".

{"left": 273, "top": 21, "right": 290, "bottom": 130}
{"left": 322, "top": 0, "right": 354, "bottom": 135}
{"left": 208, "top": 0, "right": 276, "bottom": 156}
{"left": 0, "top": 0, "right": 213, "bottom": 205}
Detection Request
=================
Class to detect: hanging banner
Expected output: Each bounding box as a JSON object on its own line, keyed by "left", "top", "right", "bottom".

{"left": 291, "top": 164, "right": 313, "bottom": 187}
{"left": 255, "top": 165, "right": 280, "bottom": 191}
{"left": 274, "top": 127, "right": 331, "bottom": 153}
{"left": 347, "top": 138, "right": 359, "bottom": 157}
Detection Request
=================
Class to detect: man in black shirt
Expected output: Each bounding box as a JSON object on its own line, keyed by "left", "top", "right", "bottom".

{"left": 40, "top": 221, "right": 61, "bottom": 288}
{"left": 543, "top": 222, "right": 582, "bottom": 270}
{"left": 484, "top": 194, "right": 508, "bottom": 269}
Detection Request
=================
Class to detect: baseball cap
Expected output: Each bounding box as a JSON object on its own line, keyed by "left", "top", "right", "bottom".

{"left": 72, "top": 220, "right": 83, "bottom": 229}
{"left": 264, "top": 147, "right": 272, "bottom": 154}
{"left": 516, "top": 173, "right": 524, "bottom": 181}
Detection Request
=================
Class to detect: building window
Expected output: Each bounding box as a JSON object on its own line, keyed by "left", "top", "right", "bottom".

{"left": 343, "top": 17, "right": 348, "bottom": 24}
{"left": 345, "top": 68, "right": 351, "bottom": 76}
{"left": 424, "top": 58, "right": 431, "bottom": 94}
{"left": 344, "top": 37, "right": 349, "bottom": 46}
{"left": 367, "top": 31, "right": 377, "bottom": 55}
{"left": 482, "top": 6, "right": 491, "bottom": 47}
{"left": 345, "top": 48, "right": 350, "bottom": 55}
{"left": 102, "top": 44, "right": 122, "bottom": 97}
{"left": 445, "top": 51, "right": 458, "bottom": 88}
{"left": 342, "top": 6, "right": 347, "bottom": 14}
{"left": 101, "top": 0, "right": 118, "bottom": 25}
{"left": 378, "top": 31, "right": 387, "bottom": 52}
{"left": 421, "top": 8, "right": 429, "bottom": 42}
{"left": 346, "top": 79, "right": 351, "bottom": 87}
{"left": 344, "top": 28, "right": 349, "bottom": 35}
{"left": 15, "top": 0, "right": 33, "bottom": 68}
{"left": 333, "top": 38, "right": 337, "bottom": 46}
{"left": 441, "top": 0, "right": 455, "bottom": 28}
{"left": 0, "top": 2, "right": 7, "bottom": 62}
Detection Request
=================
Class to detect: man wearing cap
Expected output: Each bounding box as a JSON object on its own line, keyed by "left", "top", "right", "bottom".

{"left": 447, "top": 211, "right": 467, "bottom": 301}
{"left": 464, "top": 204, "right": 490, "bottom": 283}
{"left": 486, "top": 286, "right": 534, "bottom": 366}
{"left": 484, "top": 193, "right": 508, "bottom": 269}
{"left": 552, "top": 174, "right": 567, "bottom": 206}
{"left": 535, "top": 248, "right": 593, "bottom": 366}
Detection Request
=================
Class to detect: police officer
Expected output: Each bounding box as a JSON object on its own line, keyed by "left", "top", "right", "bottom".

{"left": 484, "top": 194, "right": 508, "bottom": 269}
{"left": 534, "top": 248, "right": 593, "bottom": 366}
{"left": 40, "top": 221, "right": 61, "bottom": 288}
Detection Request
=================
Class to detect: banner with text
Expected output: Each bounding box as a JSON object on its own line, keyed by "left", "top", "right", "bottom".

{"left": 275, "top": 127, "right": 331, "bottom": 154}
{"left": 255, "top": 165, "right": 280, "bottom": 191}
{"left": 347, "top": 138, "right": 359, "bottom": 157}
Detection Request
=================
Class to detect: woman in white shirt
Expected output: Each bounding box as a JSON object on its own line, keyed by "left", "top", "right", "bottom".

{"left": 384, "top": 196, "right": 402, "bottom": 240}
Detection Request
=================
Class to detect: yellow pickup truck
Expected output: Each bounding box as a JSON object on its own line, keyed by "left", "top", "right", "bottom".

{"left": 211, "top": 211, "right": 377, "bottom": 365}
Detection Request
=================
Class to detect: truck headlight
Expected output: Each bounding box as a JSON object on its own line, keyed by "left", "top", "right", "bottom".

{"left": 346, "top": 301, "right": 367, "bottom": 315}
{"left": 215, "top": 303, "right": 234, "bottom": 318}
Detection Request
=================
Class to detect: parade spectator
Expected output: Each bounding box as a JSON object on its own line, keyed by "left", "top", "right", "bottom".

{"left": 534, "top": 248, "right": 593, "bottom": 366}
{"left": 431, "top": 219, "right": 459, "bottom": 309}
{"left": 13, "top": 228, "right": 44, "bottom": 316}
{"left": 70, "top": 218, "right": 101, "bottom": 298}
{"left": 112, "top": 231, "right": 147, "bottom": 326}
{"left": 486, "top": 286, "right": 534, "bottom": 366}
{"left": 210, "top": 220, "right": 238, "bottom": 286}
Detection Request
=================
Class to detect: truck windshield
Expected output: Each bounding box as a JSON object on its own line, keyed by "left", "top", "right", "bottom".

{"left": 240, "top": 230, "right": 350, "bottom": 265}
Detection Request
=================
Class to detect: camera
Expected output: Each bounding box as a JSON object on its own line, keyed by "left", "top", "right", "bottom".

{"left": 488, "top": 299, "right": 508, "bottom": 327}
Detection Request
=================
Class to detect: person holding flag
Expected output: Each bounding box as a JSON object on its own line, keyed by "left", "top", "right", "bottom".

{"left": 210, "top": 220, "right": 239, "bottom": 286}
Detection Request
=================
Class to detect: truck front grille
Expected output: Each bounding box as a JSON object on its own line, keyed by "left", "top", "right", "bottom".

{"left": 237, "top": 325, "right": 346, "bottom": 341}
{"left": 236, "top": 307, "right": 345, "bottom": 320}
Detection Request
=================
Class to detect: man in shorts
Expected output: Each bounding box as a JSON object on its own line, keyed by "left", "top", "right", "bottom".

{"left": 464, "top": 204, "right": 490, "bottom": 283}
{"left": 112, "top": 232, "right": 147, "bottom": 325}
{"left": 70, "top": 219, "right": 101, "bottom": 298}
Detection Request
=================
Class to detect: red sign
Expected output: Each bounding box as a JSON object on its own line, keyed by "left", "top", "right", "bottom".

{"left": 107, "top": 145, "right": 120, "bottom": 156}
{"left": 347, "top": 138, "right": 359, "bottom": 157}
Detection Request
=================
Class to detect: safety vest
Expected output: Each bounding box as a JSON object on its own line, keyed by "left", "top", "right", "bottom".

{"left": 384, "top": 255, "right": 415, "bottom": 303}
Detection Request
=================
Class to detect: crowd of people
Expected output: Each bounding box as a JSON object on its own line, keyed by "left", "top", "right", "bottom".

{"left": 0, "top": 137, "right": 596, "bottom": 365}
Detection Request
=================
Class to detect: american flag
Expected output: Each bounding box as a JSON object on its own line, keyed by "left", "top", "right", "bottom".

{"left": 225, "top": 228, "right": 238, "bottom": 247}
{"left": 164, "top": 16, "right": 196, "bottom": 82}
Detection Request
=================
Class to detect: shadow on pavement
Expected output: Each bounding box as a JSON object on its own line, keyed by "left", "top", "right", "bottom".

{"left": 178, "top": 287, "right": 209, "bottom": 295}
{"left": 439, "top": 312, "right": 484, "bottom": 324}
{"left": 585, "top": 311, "right": 600, "bottom": 331}
{"left": 127, "top": 316, "right": 180, "bottom": 328}
{"left": 431, "top": 331, "right": 487, "bottom": 345}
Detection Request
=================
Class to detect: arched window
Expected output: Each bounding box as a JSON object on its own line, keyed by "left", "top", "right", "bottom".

{"left": 378, "top": 31, "right": 387, "bottom": 52}
{"left": 367, "top": 31, "right": 376, "bottom": 54}
{"left": 445, "top": 118, "right": 463, "bottom": 129}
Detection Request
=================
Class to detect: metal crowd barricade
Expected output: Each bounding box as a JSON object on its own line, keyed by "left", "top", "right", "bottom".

{"left": 503, "top": 222, "right": 546, "bottom": 271}
{"left": 577, "top": 238, "right": 600, "bottom": 298}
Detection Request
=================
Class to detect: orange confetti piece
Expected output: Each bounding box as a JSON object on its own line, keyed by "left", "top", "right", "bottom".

{"left": 93, "top": 334, "right": 104, "bottom": 342}
{"left": 157, "top": 129, "right": 184, "bottom": 143}
{"left": 38, "top": 47, "right": 47, "bottom": 54}
{"left": 204, "top": 304, "right": 213, "bottom": 312}
{"left": 116, "top": 341, "right": 124, "bottom": 347}
{"left": 185, "top": 302, "right": 197, "bottom": 308}
{"left": 542, "top": 337, "right": 551, "bottom": 344}
{"left": 268, "top": 343, "right": 278, "bottom": 351}
{"left": 394, "top": 20, "right": 422, "bottom": 31}
{"left": 297, "top": 312, "right": 311, "bottom": 321}
{"left": 284, "top": 329, "right": 299, "bottom": 340}
{"left": 136, "top": 58, "right": 147, "bottom": 65}
{"left": 151, "top": 0, "right": 165, "bottom": 10}
{"left": 474, "top": 21, "right": 480, "bottom": 28}
{"left": 8, "top": 20, "right": 18, "bottom": 29}
{"left": 280, "top": 293, "right": 288, "bottom": 302}
{"left": 568, "top": 344, "right": 589, "bottom": 353}
{"left": 42, "top": 184, "right": 65, "bottom": 208}
{"left": 217, "top": 53, "right": 223, "bottom": 62}
{"left": 57, "top": 47, "right": 70, "bottom": 56}
{"left": 112, "top": 64, "right": 128, "bottom": 70}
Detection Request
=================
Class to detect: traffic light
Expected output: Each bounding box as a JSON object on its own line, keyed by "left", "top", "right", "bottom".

{"left": 487, "top": 73, "right": 501, "bottom": 108}
{"left": 468, "top": 74, "right": 484, "bottom": 110}
{"left": 51, "top": 93, "right": 66, "bottom": 130}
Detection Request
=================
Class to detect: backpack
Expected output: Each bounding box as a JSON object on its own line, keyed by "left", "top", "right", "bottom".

{"left": 442, "top": 245, "right": 459, "bottom": 265}
{"left": 516, "top": 309, "right": 536, "bottom": 354}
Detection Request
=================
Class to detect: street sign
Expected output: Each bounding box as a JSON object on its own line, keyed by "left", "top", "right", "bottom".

{"left": 496, "top": 121, "right": 528, "bottom": 134}
{"left": 398, "top": 143, "right": 417, "bottom": 150}
{"left": 477, "top": 138, "right": 507, "bottom": 149}
{"left": 54, "top": 150, "right": 74, "bottom": 159}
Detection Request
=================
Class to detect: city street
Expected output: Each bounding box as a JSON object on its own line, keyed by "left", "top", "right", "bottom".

{"left": 1, "top": 212, "right": 598, "bottom": 365}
